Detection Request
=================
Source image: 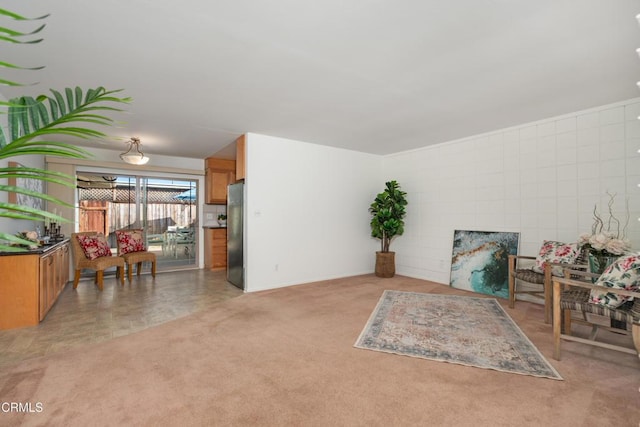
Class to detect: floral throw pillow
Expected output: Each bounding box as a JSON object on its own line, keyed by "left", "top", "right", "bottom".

{"left": 590, "top": 253, "right": 640, "bottom": 308}
{"left": 115, "top": 229, "right": 146, "bottom": 255}
{"left": 76, "top": 233, "right": 112, "bottom": 260}
{"left": 532, "top": 240, "right": 579, "bottom": 277}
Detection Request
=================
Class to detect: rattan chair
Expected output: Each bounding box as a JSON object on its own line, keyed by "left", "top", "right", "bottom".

{"left": 552, "top": 269, "right": 640, "bottom": 360}
{"left": 71, "top": 232, "right": 125, "bottom": 291}
{"left": 115, "top": 229, "right": 157, "bottom": 281}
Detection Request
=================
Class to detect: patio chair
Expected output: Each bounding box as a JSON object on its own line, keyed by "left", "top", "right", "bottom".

{"left": 162, "top": 225, "right": 178, "bottom": 256}
{"left": 115, "top": 229, "right": 157, "bottom": 281}
{"left": 146, "top": 233, "right": 164, "bottom": 247}
{"left": 71, "top": 231, "right": 125, "bottom": 291}
{"left": 174, "top": 227, "right": 195, "bottom": 259}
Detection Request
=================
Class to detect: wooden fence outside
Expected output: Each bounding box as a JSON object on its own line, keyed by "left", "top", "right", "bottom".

{"left": 79, "top": 200, "right": 197, "bottom": 240}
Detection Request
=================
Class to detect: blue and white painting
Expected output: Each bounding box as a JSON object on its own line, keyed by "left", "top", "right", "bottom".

{"left": 450, "top": 230, "right": 520, "bottom": 298}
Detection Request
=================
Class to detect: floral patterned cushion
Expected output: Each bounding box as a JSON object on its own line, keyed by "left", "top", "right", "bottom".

{"left": 590, "top": 253, "right": 640, "bottom": 308}
{"left": 532, "top": 240, "right": 579, "bottom": 276}
{"left": 115, "top": 229, "right": 146, "bottom": 255}
{"left": 76, "top": 233, "right": 112, "bottom": 260}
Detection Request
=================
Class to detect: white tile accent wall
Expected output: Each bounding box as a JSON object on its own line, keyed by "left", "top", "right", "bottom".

{"left": 384, "top": 98, "right": 640, "bottom": 284}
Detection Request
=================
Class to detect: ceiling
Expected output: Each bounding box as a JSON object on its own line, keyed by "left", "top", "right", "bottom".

{"left": 2, "top": 1, "right": 640, "bottom": 160}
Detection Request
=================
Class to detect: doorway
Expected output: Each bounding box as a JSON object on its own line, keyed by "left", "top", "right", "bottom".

{"left": 76, "top": 173, "right": 198, "bottom": 271}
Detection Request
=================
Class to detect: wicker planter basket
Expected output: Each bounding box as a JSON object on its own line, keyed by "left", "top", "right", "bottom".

{"left": 375, "top": 251, "right": 396, "bottom": 278}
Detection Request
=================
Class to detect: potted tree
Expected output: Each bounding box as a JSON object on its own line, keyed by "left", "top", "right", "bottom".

{"left": 369, "top": 180, "right": 407, "bottom": 278}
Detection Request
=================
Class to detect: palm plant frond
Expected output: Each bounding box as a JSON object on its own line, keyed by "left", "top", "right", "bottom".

{"left": 0, "top": 8, "right": 49, "bottom": 22}
{"left": 0, "top": 9, "right": 47, "bottom": 87}
{"left": 1, "top": 87, "right": 130, "bottom": 150}
{"left": 0, "top": 231, "right": 40, "bottom": 252}
{"left": 0, "top": 200, "right": 68, "bottom": 221}
{"left": 0, "top": 76, "right": 38, "bottom": 87}
{"left": 2, "top": 87, "right": 130, "bottom": 148}
{"left": 0, "top": 33, "right": 44, "bottom": 44}
{"left": 0, "top": 7, "right": 131, "bottom": 251}
{"left": 0, "top": 86, "right": 130, "bottom": 228}
{"left": 0, "top": 141, "right": 91, "bottom": 158}
{"left": 0, "top": 60, "right": 44, "bottom": 71}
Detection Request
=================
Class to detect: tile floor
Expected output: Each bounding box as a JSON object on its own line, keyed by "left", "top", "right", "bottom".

{"left": 0, "top": 269, "right": 243, "bottom": 368}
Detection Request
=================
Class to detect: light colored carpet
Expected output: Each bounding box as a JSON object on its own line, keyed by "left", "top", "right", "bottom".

{"left": 0, "top": 274, "right": 639, "bottom": 426}
{"left": 355, "top": 291, "right": 562, "bottom": 380}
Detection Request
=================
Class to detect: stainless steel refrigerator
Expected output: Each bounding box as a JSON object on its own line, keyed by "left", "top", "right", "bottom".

{"left": 227, "top": 182, "right": 244, "bottom": 289}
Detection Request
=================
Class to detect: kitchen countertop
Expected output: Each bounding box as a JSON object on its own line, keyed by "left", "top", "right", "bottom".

{"left": 202, "top": 224, "right": 227, "bottom": 229}
{"left": 0, "top": 238, "right": 70, "bottom": 256}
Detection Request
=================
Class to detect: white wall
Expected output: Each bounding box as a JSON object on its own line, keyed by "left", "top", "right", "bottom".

{"left": 244, "top": 133, "right": 382, "bottom": 292}
{"left": 384, "top": 98, "right": 640, "bottom": 284}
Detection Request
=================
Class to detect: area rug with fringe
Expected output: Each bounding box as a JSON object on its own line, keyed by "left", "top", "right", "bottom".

{"left": 354, "top": 290, "right": 562, "bottom": 380}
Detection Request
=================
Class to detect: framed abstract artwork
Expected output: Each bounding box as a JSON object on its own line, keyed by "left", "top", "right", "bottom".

{"left": 8, "top": 161, "right": 45, "bottom": 212}
{"left": 450, "top": 230, "right": 520, "bottom": 298}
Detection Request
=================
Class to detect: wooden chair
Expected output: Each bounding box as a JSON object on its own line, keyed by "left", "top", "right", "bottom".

{"left": 508, "top": 246, "right": 587, "bottom": 324}
{"left": 552, "top": 269, "right": 640, "bottom": 360}
{"left": 115, "top": 229, "right": 157, "bottom": 281}
{"left": 70, "top": 232, "right": 125, "bottom": 291}
{"left": 508, "top": 255, "right": 553, "bottom": 323}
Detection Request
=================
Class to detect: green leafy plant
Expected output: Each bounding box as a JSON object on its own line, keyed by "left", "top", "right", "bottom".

{"left": 217, "top": 214, "right": 227, "bottom": 220}
{"left": 0, "top": 8, "right": 131, "bottom": 251}
{"left": 369, "top": 180, "right": 408, "bottom": 253}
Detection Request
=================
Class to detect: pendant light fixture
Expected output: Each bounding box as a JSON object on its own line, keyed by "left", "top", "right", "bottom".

{"left": 120, "top": 137, "right": 149, "bottom": 165}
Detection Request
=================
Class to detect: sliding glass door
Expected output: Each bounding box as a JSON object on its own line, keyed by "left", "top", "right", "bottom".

{"left": 77, "top": 173, "right": 198, "bottom": 272}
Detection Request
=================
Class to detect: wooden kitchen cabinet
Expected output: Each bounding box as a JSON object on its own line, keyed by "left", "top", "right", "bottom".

{"left": 205, "top": 157, "right": 236, "bottom": 204}
{"left": 39, "top": 251, "right": 56, "bottom": 320}
{"left": 0, "top": 240, "right": 70, "bottom": 330}
{"left": 204, "top": 228, "right": 227, "bottom": 270}
{"left": 206, "top": 170, "right": 235, "bottom": 204}
{"left": 39, "top": 244, "right": 71, "bottom": 320}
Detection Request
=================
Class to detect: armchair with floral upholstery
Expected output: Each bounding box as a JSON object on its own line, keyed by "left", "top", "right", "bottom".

{"left": 508, "top": 240, "right": 586, "bottom": 324}
{"left": 552, "top": 254, "right": 640, "bottom": 360}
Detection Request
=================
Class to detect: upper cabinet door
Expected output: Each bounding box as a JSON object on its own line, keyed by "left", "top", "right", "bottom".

{"left": 205, "top": 170, "right": 232, "bottom": 204}
{"left": 204, "top": 157, "right": 236, "bottom": 205}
